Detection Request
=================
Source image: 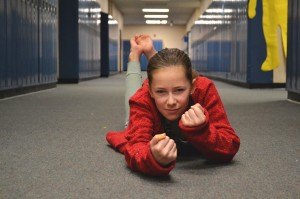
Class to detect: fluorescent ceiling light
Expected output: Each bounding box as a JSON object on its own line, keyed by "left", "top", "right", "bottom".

{"left": 79, "top": 8, "right": 90, "bottom": 13}
{"left": 141, "top": 0, "right": 170, "bottom": 1}
{"left": 213, "top": 0, "right": 243, "bottom": 2}
{"left": 108, "top": 20, "right": 118, "bottom": 24}
{"left": 144, "top": 15, "right": 168, "bottom": 18}
{"left": 90, "top": 8, "right": 101, "bottom": 13}
{"left": 146, "top": 20, "right": 168, "bottom": 24}
{"left": 206, "top": 8, "right": 233, "bottom": 13}
{"left": 200, "top": 15, "right": 232, "bottom": 19}
{"left": 142, "top": 8, "right": 169, "bottom": 13}
{"left": 194, "top": 20, "right": 231, "bottom": 25}
{"left": 79, "top": 8, "right": 101, "bottom": 13}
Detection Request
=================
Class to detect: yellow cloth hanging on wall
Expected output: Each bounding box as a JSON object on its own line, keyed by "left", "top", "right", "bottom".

{"left": 248, "top": 0, "right": 287, "bottom": 71}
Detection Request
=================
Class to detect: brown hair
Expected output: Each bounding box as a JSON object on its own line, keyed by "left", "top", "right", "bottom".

{"left": 147, "top": 48, "right": 198, "bottom": 85}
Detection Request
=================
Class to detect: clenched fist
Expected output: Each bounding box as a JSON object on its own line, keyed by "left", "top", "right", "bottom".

{"left": 150, "top": 135, "right": 177, "bottom": 166}
{"left": 181, "top": 103, "right": 206, "bottom": 127}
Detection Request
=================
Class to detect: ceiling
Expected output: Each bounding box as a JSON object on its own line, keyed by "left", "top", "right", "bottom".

{"left": 112, "top": 0, "right": 203, "bottom": 25}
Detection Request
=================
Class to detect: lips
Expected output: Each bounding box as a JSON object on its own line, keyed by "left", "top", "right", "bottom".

{"left": 165, "top": 108, "right": 179, "bottom": 113}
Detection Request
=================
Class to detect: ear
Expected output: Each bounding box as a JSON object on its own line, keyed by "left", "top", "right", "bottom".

{"left": 149, "top": 88, "right": 154, "bottom": 98}
{"left": 190, "top": 78, "right": 196, "bottom": 94}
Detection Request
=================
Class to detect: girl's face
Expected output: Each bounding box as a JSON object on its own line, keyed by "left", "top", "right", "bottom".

{"left": 149, "top": 66, "right": 193, "bottom": 121}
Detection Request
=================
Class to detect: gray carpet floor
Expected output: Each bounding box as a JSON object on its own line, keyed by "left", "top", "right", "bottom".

{"left": 0, "top": 73, "right": 299, "bottom": 198}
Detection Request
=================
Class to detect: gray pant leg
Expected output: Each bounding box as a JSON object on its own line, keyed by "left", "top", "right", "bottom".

{"left": 125, "top": 62, "right": 142, "bottom": 123}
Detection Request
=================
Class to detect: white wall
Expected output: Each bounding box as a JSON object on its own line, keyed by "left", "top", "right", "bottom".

{"left": 123, "top": 25, "right": 187, "bottom": 49}
{"left": 97, "top": 0, "right": 108, "bottom": 13}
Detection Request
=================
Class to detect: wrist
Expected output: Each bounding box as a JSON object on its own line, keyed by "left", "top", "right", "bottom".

{"left": 129, "top": 52, "right": 141, "bottom": 62}
{"left": 145, "top": 49, "right": 157, "bottom": 60}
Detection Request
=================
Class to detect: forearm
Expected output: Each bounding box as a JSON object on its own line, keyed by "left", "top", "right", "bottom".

{"left": 124, "top": 141, "right": 175, "bottom": 176}
{"left": 125, "top": 62, "right": 142, "bottom": 122}
{"left": 179, "top": 118, "right": 240, "bottom": 162}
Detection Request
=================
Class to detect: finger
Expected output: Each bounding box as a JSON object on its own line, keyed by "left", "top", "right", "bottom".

{"left": 170, "top": 142, "right": 177, "bottom": 154}
{"left": 155, "top": 136, "right": 170, "bottom": 149}
{"left": 130, "top": 37, "right": 137, "bottom": 46}
{"left": 190, "top": 106, "right": 203, "bottom": 118}
{"left": 136, "top": 35, "right": 146, "bottom": 44}
{"left": 188, "top": 109, "right": 198, "bottom": 122}
{"left": 150, "top": 136, "right": 160, "bottom": 147}
{"left": 154, "top": 133, "right": 166, "bottom": 141}
{"left": 163, "top": 139, "right": 175, "bottom": 154}
{"left": 181, "top": 114, "right": 190, "bottom": 126}
{"left": 184, "top": 111, "right": 192, "bottom": 122}
{"left": 170, "top": 144, "right": 177, "bottom": 160}
{"left": 191, "top": 104, "right": 203, "bottom": 112}
{"left": 194, "top": 103, "right": 204, "bottom": 111}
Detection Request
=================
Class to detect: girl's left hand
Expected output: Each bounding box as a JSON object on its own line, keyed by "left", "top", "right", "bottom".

{"left": 181, "top": 103, "right": 206, "bottom": 127}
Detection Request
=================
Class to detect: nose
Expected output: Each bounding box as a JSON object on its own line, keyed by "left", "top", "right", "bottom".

{"left": 167, "top": 93, "right": 176, "bottom": 107}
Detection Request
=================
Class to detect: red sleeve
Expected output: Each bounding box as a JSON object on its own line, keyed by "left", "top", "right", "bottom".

{"left": 123, "top": 95, "right": 175, "bottom": 176}
{"left": 179, "top": 80, "right": 240, "bottom": 162}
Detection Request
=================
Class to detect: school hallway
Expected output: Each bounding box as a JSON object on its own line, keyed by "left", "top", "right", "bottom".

{"left": 0, "top": 72, "right": 299, "bottom": 198}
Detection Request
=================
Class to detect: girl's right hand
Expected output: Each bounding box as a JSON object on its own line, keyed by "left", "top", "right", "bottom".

{"left": 135, "top": 35, "right": 157, "bottom": 60}
{"left": 129, "top": 36, "right": 143, "bottom": 62}
{"left": 150, "top": 136, "right": 177, "bottom": 166}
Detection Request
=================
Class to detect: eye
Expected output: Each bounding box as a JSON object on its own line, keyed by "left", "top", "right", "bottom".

{"left": 155, "top": 90, "right": 166, "bottom": 94}
{"left": 174, "top": 88, "right": 185, "bottom": 93}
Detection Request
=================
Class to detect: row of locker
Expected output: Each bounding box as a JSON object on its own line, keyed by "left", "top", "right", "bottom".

{"left": 191, "top": 41, "right": 234, "bottom": 73}
{"left": 189, "top": 0, "right": 273, "bottom": 84}
{"left": 109, "top": 23, "right": 119, "bottom": 72}
{"left": 286, "top": 0, "right": 300, "bottom": 97}
{"left": 0, "top": 0, "right": 58, "bottom": 91}
{"left": 78, "top": 0, "right": 101, "bottom": 79}
{"left": 78, "top": 23, "right": 101, "bottom": 79}
{"left": 109, "top": 39, "right": 118, "bottom": 72}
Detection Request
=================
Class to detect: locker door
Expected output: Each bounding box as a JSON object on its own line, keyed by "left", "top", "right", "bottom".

{"left": 39, "top": 0, "right": 44, "bottom": 83}
{"left": 21, "top": 0, "right": 27, "bottom": 86}
{"left": 7, "top": 0, "right": 19, "bottom": 88}
{"left": 122, "top": 40, "right": 130, "bottom": 71}
{"left": 33, "top": 0, "right": 38, "bottom": 84}
{"left": 0, "top": 0, "right": 6, "bottom": 89}
{"left": 53, "top": 1, "right": 58, "bottom": 81}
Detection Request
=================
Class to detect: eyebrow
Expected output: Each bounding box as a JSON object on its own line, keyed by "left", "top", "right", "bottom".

{"left": 154, "top": 86, "right": 186, "bottom": 90}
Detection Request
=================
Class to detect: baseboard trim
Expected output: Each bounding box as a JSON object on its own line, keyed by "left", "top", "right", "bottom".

{"left": 205, "top": 75, "right": 286, "bottom": 89}
{"left": 288, "top": 91, "right": 300, "bottom": 102}
{"left": 57, "top": 75, "right": 100, "bottom": 84}
{"left": 0, "top": 83, "right": 57, "bottom": 99}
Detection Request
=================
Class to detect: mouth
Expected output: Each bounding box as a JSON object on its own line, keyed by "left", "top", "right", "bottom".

{"left": 165, "top": 108, "right": 180, "bottom": 113}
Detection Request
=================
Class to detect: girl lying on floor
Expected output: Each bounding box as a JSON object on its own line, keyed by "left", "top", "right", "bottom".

{"left": 106, "top": 35, "right": 240, "bottom": 176}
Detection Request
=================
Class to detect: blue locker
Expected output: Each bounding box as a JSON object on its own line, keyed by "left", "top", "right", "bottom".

{"left": 26, "top": 0, "right": 31, "bottom": 85}
{"left": 6, "top": 0, "right": 12, "bottom": 88}
{"left": 39, "top": 0, "right": 46, "bottom": 83}
{"left": 286, "top": 0, "right": 300, "bottom": 96}
{"left": 51, "top": 1, "right": 56, "bottom": 82}
{"left": 12, "top": 0, "right": 19, "bottom": 87}
{"left": 122, "top": 40, "right": 130, "bottom": 71}
{"left": 20, "top": 0, "right": 25, "bottom": 86}
{"left": 0, "top": 0, "right": 6, "bottom": 89}
{"left": 7, "top": 0, "right": 19, "bottom": 88}
{"left": 24, "top": 0, "right": 29, "bottom": 86}
{"left": 31, "top": 0, "right": 39, "bottom": 85}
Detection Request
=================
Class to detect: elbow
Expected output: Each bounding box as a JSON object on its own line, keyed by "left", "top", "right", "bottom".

{"left": 205, "top": 138, "right": 240, "bottom": 163}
